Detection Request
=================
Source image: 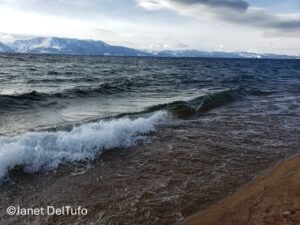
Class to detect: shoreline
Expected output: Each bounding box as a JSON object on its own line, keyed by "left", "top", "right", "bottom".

{"left": 1, "top": 94, "right": 299, "bottom": 225}
{"left": 183, "top": 156, "right": 300, "bottom": 225}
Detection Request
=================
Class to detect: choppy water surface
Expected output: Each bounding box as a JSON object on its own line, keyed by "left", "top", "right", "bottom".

{"left": 0, "top": 54, "right": 299, "bottom": 224}
{"left": 1, "top": 55, "right": 298, "bottom": 135}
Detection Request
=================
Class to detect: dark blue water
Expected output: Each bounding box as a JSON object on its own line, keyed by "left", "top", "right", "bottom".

{"left": 0, "top": 55, "right": 299, "bottom": 134}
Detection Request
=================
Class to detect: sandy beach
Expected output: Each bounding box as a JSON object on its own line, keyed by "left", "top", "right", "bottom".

{"left": 184, "top": 156, "right": 300, "bottom": 225}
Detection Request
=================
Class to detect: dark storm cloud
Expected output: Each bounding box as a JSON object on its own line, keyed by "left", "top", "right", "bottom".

{"left": 174, "top": 0, "right": 249, "bottom": 12}
{"left": 218, "top": 7, "right": 300, "bottom": 31}
{"left": 274, "top": 20, "right": 300, "bottom": 30}
{"left": 162, "top": 0, "right": 300, "bottom": 32}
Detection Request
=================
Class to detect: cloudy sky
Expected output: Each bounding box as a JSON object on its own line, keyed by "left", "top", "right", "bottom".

{"left": 0, "top": 0, "right": 299, "bottom": 55}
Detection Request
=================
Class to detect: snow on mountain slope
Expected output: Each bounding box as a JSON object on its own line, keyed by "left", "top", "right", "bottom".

{"left": 8, "top": 37, "right": 149, "bottom": 56}
{"left": 0, "top": 42, "right": 13, "bottom": 52}
{"left": 152, "top": 49, "right": 297, "bottom": 59}
{"left": 0, "top": 37, "right": 298, "bottom": 59}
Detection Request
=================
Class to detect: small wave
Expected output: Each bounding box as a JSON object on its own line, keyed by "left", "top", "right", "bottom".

{"left": 143, "top": 88, "right": 246, "bottom": 117}
{"left": 0, "top": 79, "right": 138, "bottom": 111}
{"left": 0, "top": 91, "right": 51, "bottom": 111}
{"left": 0, "top": 78, "right": 138, "bottom": 101}
{"left": 0, "top": 111, "right": 168, "bottom": 179}
{"left": 115, "top": 88, "right": 265, "bottom": 118}
{"left": 2, "top": 90, "right": 48, "bottom": 101}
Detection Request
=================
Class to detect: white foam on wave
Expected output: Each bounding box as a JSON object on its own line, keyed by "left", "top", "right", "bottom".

{"left": 0, "top": 111, "right": 168, "bottom": 179}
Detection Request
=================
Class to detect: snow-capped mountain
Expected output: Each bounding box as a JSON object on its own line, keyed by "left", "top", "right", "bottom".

{"left": 0, "top": 42, "right": 13, "bottom": 52}
{"left": 152, "top": 49, "right": 298, "bottom": 59}
{"left": 7, "top": 37, "right": 150, "bottom": 56}
{"left": 0, "top": 37, "right": 298, "bottom": 59}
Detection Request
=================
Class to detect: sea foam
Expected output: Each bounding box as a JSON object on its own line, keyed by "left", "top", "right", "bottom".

{"left": 0, "top": 111, "right": 168, "bottom": 179}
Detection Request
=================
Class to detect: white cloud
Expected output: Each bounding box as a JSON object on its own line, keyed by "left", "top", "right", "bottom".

{"left": 137, "top": 0, "right": 300, "bottom": 36}
{"left": 0, "top": 0, "right": 299, "bottom": 55}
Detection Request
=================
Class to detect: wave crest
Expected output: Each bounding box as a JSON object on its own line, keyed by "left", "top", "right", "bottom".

{"left": 0, "top": 111, "right": 168, "bottom": 179}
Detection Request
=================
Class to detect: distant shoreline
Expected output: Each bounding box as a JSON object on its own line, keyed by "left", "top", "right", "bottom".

{"left": 183, "top": 156, "right": 300, "bottom": 225}
{"left": 0, "top": 52, "right": 299, "bottom": 60}
{"left": 0, "top": 37, "right": 299, "bottom": 59}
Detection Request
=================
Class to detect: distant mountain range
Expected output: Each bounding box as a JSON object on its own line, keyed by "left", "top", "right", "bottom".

{"left": 0, "top": 37, "right": 298, "bottom": 59}
{"left": 0, "top": 42, "right": 13, "bottom": 52}
{"left": 1, "top": 37, "right": 149, "bottom": 56}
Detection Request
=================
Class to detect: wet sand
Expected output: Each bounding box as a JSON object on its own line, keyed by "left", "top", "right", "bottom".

{"left": 184, "top": 156, "right": 300, "bottom": 225}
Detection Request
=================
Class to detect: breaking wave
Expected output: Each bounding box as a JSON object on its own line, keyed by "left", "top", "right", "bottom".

{"left": 0, "top": 111, "right": 168, "bottom": 179}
